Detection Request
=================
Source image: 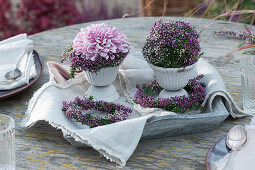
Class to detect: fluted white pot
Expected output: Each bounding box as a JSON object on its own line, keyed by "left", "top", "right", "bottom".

{"left": 84, "top": 66, "right": 119, "bottom": 102}
{"left": 149, "top": 61, "right": 197, "bottom": 98}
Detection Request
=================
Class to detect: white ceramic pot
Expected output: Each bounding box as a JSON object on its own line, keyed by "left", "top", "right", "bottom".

{"left": 84, "top": 66, "right": 119, "bottom": 102}
{"left": 84, "top": 67, "right": 118, "bottom": 86}
{"left": 149, "top": 61, "right": 197, "bottom": 98}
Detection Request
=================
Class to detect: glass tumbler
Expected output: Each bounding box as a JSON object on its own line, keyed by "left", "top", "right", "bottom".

{"left": 0, "top": 114, "right": 15, "bottom": 169}
{"left": 240, "top": 55, "right": 255, "bottom": 115}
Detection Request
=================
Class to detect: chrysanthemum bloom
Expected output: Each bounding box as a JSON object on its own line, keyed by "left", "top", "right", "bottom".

{"left": 73, "top": 23, "right": 129, "bottom": 61}
{"left": 61, "top": 23, "right": 130, "bottom": 75}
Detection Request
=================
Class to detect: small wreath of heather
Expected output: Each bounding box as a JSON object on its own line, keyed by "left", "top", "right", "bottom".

{"left": 61, "top": 23, "right": 130, "bottom": 77}
{"left": 134, "top": 75, "right": 206, "bottom": 113}
{"left": 142, "top": 19, "right": 202, "bottom": 68}
{"left": 62, "top": 96, "right": 133, "bottom": 128}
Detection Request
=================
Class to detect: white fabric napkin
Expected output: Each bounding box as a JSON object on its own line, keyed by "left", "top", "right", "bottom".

{"left": 0, "top": 34, "right": 37, "bottom": 90}
{"left": 119, "top": 51, "right": 245, "bottom": 118}
{"left": 20, "top": 52, "right": 245, "bottom": 167}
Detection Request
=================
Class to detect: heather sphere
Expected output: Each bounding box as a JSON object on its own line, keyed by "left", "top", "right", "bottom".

{"left": 73, "top": 23, "right": 130, "bottom": 61}
{"left": 143, "top": 19, "right": 201, "bottom": 68}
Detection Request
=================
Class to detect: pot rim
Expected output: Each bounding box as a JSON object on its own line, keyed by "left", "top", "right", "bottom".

{"left": 84, "top": 66, "right": 119, "bottom": 73}
{"left": 148, "top": 60, "right": 198, "bottom": 72}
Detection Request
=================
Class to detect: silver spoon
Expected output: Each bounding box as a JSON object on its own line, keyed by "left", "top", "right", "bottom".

{"left": 4, "top": 45, "right": 34, "bottom": 80}
{"left": 5, "top": 68, "right": 22, "bottom": 80}
{"left": 4, "top": 52, "right": 26, "bottom": 80}
{"left": 224, "top": 125, "right": 247, "bottom": 169}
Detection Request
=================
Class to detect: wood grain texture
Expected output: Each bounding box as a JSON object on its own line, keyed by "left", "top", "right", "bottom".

{"left": 0, "top": 17, "right": 253, "bottom": 169}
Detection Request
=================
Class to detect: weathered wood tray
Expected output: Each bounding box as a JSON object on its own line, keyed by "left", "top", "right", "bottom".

{"left": 64, "top": 96, "right": 229, "bottom": 144}
{"left": 142, "top": 96, "right": 229, "bottom": 139}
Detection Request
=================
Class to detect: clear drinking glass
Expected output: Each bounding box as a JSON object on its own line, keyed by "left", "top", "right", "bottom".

{"left": 0, "top": 114, "right": 15, "bottom": 169}
{"left": 240, "top": 55, "right": 255, "bottom": 115}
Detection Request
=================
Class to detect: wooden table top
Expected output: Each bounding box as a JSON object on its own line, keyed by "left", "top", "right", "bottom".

{"left": 1, "top": 17, "right": 252, "bottom": 169}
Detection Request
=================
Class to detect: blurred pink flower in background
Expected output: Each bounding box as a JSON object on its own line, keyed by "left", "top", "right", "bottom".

{"left": 17, "top": 0, "right": 84, "bottom": 34}
{"left": 0, "top": 0, "right": 138, "bottom": 40}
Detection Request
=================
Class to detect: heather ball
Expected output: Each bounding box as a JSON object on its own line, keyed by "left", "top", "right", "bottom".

{"left": 143, "top": 19, "right": 201, "bottom": 68}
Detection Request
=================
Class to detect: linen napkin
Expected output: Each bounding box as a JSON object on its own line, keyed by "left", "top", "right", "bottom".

{"left": 0, "top": 34, "right": 37, "bottom": 90}
{"left": 118, "top": 51, "right": 245, "bottom": 118}
{"left": 21, "top": 52, "right": 245, "bottom": 167}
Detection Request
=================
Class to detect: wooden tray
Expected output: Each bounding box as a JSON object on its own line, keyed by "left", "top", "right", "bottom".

{"left": 142, "top": 96, "right": 229, "bottom": 139}
{"left": 0, "top": 50, "right": 43, "bottom": 99}
{"left": 64, "top": 96, "right": 229, "bottom": 145}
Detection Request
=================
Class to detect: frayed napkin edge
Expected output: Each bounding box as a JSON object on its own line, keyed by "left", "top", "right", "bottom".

{"left": 20, "top": 72, "right": 127, "bottom": 167}
{"left": 21, "top": 118, "right": 126, "bottom": 167}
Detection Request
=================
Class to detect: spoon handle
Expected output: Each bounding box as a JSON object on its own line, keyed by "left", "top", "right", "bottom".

{"left": 24, "top": 51, "right": 33, "bottom": 84}
{"left": 16, "top": 45, "right": 34, "bottom": 69}
{"left": 223, "top": 150, "right": 237, "bottom": 170}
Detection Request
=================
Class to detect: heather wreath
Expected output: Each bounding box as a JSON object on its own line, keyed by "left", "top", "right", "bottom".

{"left": 134, "top": 75, "right": 206, "bottom": 113}
{"left": 143, "top": 19, "right": 202, "bottom": 68}
{"left": 62, "top": 96, "right": 133, "bottom": 128}
{"left": 61, "top": 23, "right": 130, "bottom": 77}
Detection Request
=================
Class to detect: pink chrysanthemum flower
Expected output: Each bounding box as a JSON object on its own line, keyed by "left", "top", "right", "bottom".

{"left": 72, "top": 23, "right": 130, "bottom": 61}
{"left": 61, "top": 23, "right": 130, "bottom": 76}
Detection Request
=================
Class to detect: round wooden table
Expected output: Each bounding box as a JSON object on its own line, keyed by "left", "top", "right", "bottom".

{"left": 1, "top": 17, "right": 252, "bottom": 169}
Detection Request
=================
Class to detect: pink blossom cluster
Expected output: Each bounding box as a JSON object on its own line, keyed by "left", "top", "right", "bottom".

{"left": 0, "top": 0, "right": 22, "bottom": 40}
{"left": 73, "top": 23, "right": 130, "bottom": 61}
{"left": 0, "top": 0, "right": 83, "bottom": 40}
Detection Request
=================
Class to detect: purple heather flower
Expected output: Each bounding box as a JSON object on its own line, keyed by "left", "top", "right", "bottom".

{"left": 216, "top": 27, "right": 255, "bottom": 44}
{"left": 62, "top": 96, "right": 133, "bottom": 128}
{"left": 143, "top": 19, "right": 201, "bottom": 68}
{"left": 134, "top": 75, "right": 206, "bottom": 113}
